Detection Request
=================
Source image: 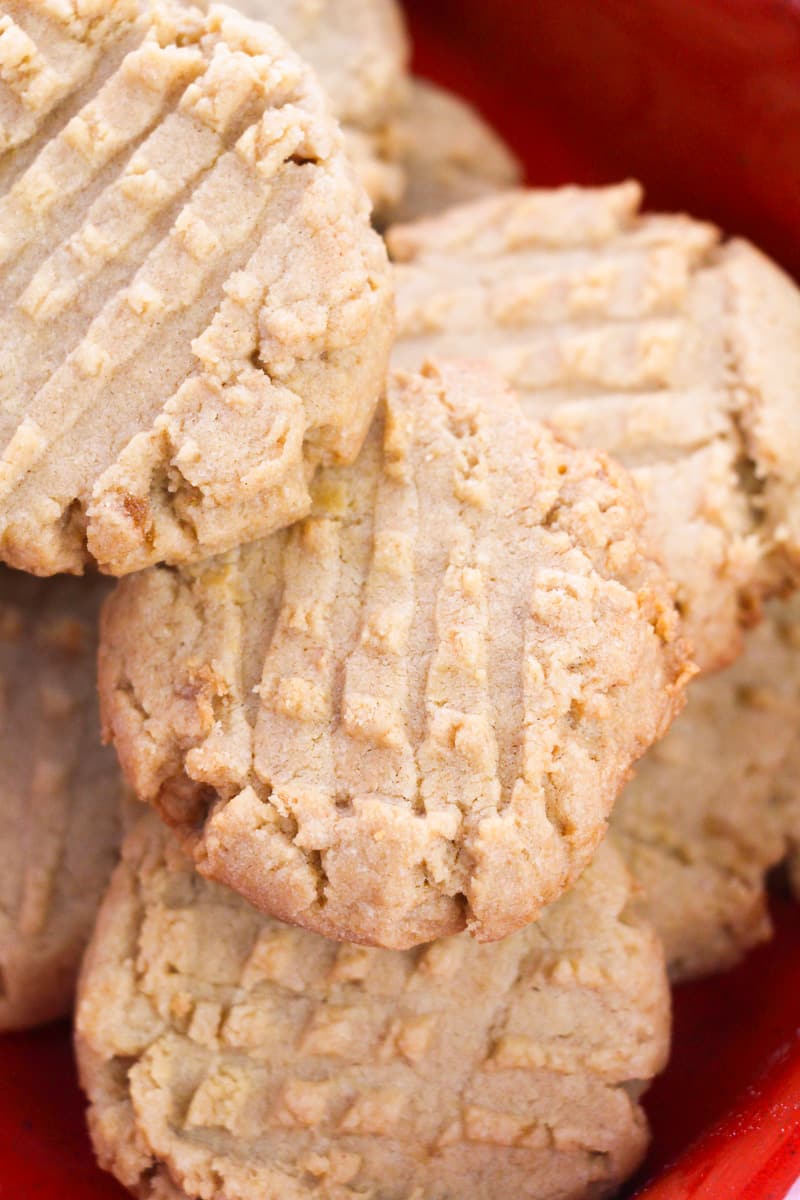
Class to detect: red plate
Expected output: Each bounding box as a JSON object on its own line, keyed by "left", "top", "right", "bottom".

{"left": 1, "top": 2, "right": 799, "bottom": 1197}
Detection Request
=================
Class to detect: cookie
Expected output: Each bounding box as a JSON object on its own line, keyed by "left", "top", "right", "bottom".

{"left": 98, "top": 359, "right": 690, "bottom": 948}
{"left": 389, "top": 182, "right": 800, "bottom": 673}
{"left": 380, "top": 79, "right": 522, "bottom": 225}
{"left": 75, "top": 813, "right": 670, "bottom": 1200}
{"left": 0, "top": 567, "right": 124, "bottom": 1030}
{"left": 613, "top": 603, "right": 800, "bottom": 981}
{"left": 0, "top": 0, "right": 393, "bottom": 576}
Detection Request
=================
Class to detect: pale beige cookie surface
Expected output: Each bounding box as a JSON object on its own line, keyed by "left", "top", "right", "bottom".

{"left": 76, "top": 813, "right": 670, "bottom": 1200}
{"left": 389, "top": 183, "right": 800, "bottom": 673}
{"left": 613, "top": 602, "right": 800, "bottom": 982}
{"left": 380, "top": 79, "right": 522, "bottom": 225}
{"left": 205, "top": 5, "right": 518, "bottom": 221}
{"left": 99, "top": 360, "right": 689, "bottom": 948}
{"left": 0, "top": 0, "right": 393, "bottom": 576}
{"left": 229, "top": 0, "right": 408, "bottom": 128}
{"left": 0, "top": 567, "right": 123, "bottom": 1030}
{"left": 220, "top": 0, "right": 410, "bottom": 214}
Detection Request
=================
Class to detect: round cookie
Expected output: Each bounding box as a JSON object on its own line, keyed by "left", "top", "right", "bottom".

{"left": 75, "top": 813, "right": 670, "bottom": 1200}
{"left": 380, "top": 79, "right": 522, "bottom": 225}
{"left": 0, "top": 567, "right": 123, "bottom": 1031}
{"left": 99, "top": 359, "right": 690, "bottom": 948}
{"left": 613, "top": 602, "right": 800, "bottom": 982}
{"left": 0, "top": 0, "right": 393, "bottom": 576}
{"left": 389, "top": 183, "right": 800, "bottom": 673}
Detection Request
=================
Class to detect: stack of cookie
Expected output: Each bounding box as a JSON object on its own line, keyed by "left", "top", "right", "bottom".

{"left": 0, "top": 1, "right": 798, "bottom": 1197}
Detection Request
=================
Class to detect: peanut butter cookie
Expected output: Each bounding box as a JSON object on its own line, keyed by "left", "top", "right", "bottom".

{"left": 0, "top": 0, "right": 393, "bottom": 575}
{"left": 99, "top": 360, "right": 689, "bottom": 948}
{"left": 614, "top": 603, "right": 800, "bottom": 981}
{"left": 390, "top": 183, "right": 800, "bottom": 672}
{"left": 76, "top": 813, "right": 669, "bottom": 1200}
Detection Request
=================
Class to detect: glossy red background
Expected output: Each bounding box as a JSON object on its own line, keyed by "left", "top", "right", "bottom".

{"left": 1, "top": 3, "right": 799, "bottom": 1197}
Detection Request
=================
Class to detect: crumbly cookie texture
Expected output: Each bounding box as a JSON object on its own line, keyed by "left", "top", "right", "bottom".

{"left": 379, "top": 79, "right": 522, "bottom": 225}
{"left": 199, "top": 4, "right": 518, "bottom": 221}
{"left": 0, "top": 567, "right": 123, "bottom": 1031}
{"left": 75, "top": 813, "right": 669, "bottom": 1200}
{"left": 613, "top": 601, "right": 800, "bottom": 982}
{"left": 99, "top": 360, "right": 690, "bottom": 948}
{"left": 229, "top": 0, "right": 409, "bottom": 129}
{"left": 218, "top": 0, "right": 410, "bottom": 214}
{"left": 0, "top": 0, "right": 393, "bottom": 576}
{"left": 389, "top": 182, "right": 800, "bottom": 673}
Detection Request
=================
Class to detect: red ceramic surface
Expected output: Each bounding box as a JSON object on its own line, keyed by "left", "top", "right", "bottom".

{"left": 1, "top": 3, "right": 800, "bottom": 1197}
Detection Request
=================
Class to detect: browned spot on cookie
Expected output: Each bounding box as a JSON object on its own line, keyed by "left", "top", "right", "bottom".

{"left": 155, "top": 773, "right": 216, "bottom": 835}
{"left": 123, "top": 495, "right": 150, "bottom": 530}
